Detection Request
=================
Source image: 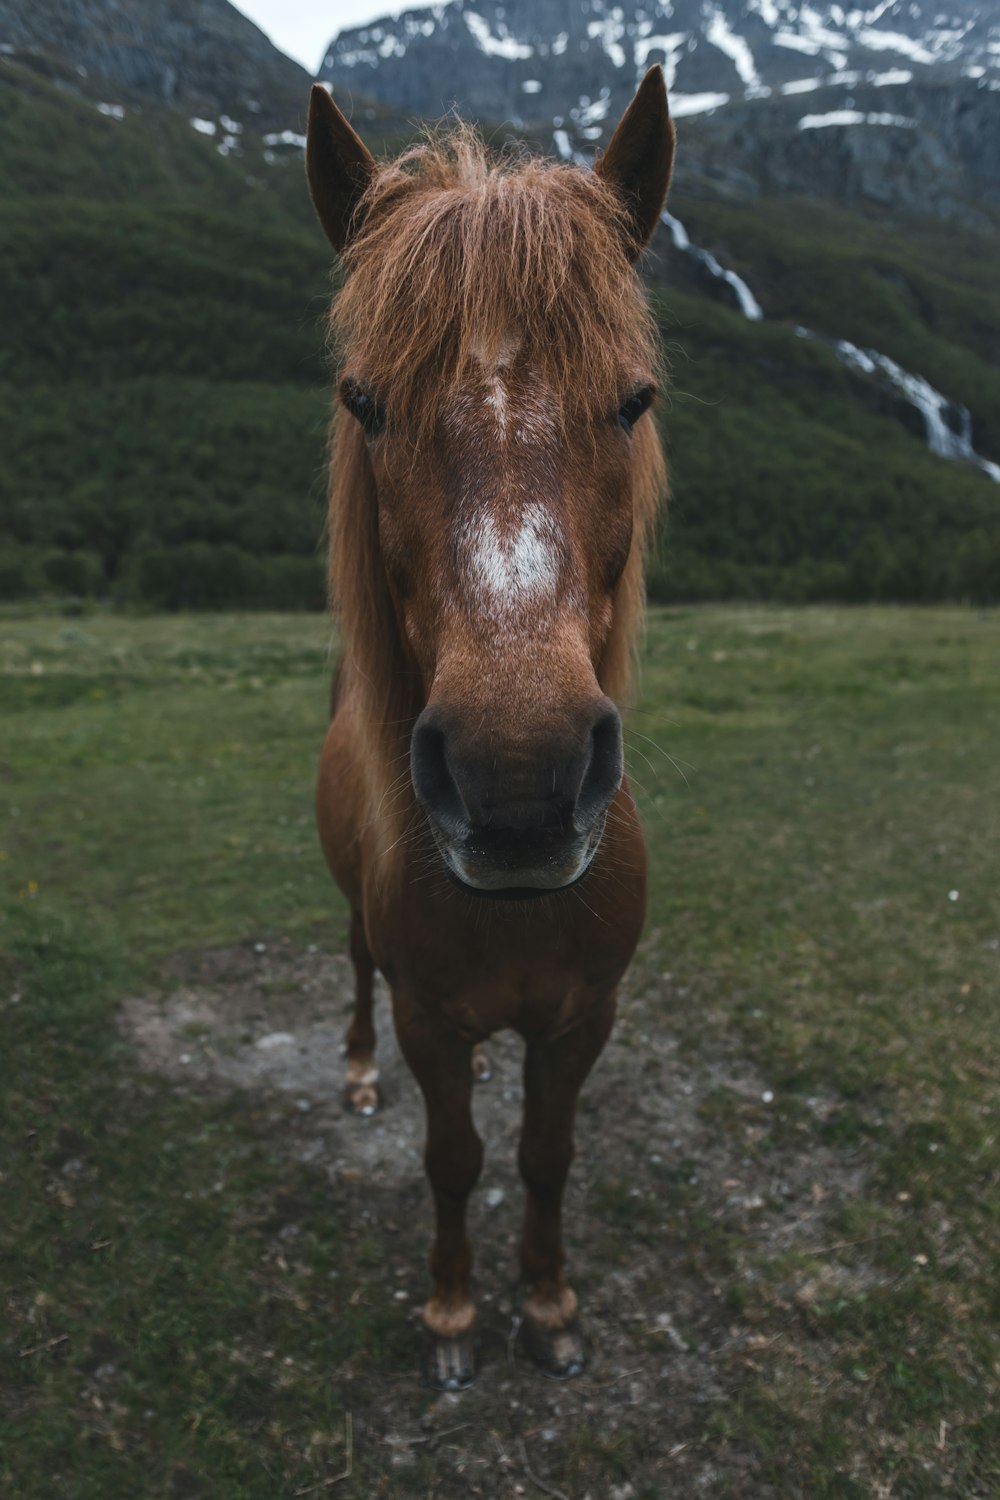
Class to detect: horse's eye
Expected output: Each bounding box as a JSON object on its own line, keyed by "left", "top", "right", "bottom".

{"left": 618, "top": 386, "right": 655, "bottom": 434}
{"left": 341, "top": 381, "right": 386, "bottom": 439}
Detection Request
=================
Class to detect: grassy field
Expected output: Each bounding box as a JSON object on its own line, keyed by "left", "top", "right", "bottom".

{"left": 2, "top": 605, "right": 998, "bottom": 1498}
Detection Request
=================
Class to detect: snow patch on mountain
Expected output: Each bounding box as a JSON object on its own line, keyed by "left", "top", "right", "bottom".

{"left": 748, "top": 0, "right": 782, "bottom": 28}
{"left": 465, "top": 11, "right": 534, "bottom": 60}
{"left": 320, "top": 0, "right": 1000, "bottom": 171}
{"left": 854, "top": 28, "right": 937, "bottom": 64}
{"left": 264, "top": 129, "right": 307, "bottom": 148}
{"left": 672, "top": 91, "right": 731, "bottom": 116}
{"left": 774, "top": 31, "right": 823, "bottom": 56}
{"left": 587, "top": 11, "right": 628, "bottom": 69}
{"left": 705, "top": 6, "right": 761, "bottom": 88}
{"left": 869, "top": 68, "right": 913, "bottom": 85}
{"left": 634, "top": 33, "right": 688, "bottom": 85}
{"left": 798, "top": 108, "right": 916, "bottom": 127}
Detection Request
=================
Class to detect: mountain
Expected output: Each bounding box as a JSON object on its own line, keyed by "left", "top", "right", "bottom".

{"left": 0, "top": 0, "right": 312, "bottom": 132}
{"left": 320, "top": 0, "right": 1000, "bottom": 220}
{"left": 670, "top": 73, "right": 1000, "bottom": 226}
{"left": 1, "top": 0, "right": 999, "bottom": 608}
{"left": 321, "top": 0, "right": 1000, "bottom": 134}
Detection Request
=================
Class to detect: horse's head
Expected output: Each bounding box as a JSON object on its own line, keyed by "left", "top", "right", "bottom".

{"left": 309, "top": 72, "right": 674, "bottom": 895}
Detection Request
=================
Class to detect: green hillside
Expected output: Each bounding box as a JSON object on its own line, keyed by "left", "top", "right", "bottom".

{"left": 1, "top": 54, "right": 998, "bottom": 606}
{"left": 0, "top": 59, "right": 334, "bottom": 606}
{"left": 672, "top": 192, "right": 1000, "bottom": 457}
{"left": 654, "top": 286, "right": 1000, "bottom": 602}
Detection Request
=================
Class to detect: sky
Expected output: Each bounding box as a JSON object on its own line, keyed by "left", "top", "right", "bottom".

{"left": 231, "top": 0, "right": 426, "bottom": 72}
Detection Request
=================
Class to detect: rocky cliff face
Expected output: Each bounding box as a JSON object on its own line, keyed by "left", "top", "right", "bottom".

{"left": 0, "top": 0, "right": 311, "bottom": 131}
{"left": 319, "top": 0, "right": 1000, "bottom": 218}
{"left": 675, "top": 73, "right": 1000, "bottom": 224}
{"left": 321, "top": 0, "right": 1000, "bottom": 131}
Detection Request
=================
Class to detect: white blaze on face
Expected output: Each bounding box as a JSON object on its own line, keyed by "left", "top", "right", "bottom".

{"left": 450, "top": 351, "right": 565, "bottom": 623}
{"left": 462, "top": 502, "right": 561, "bottom": 619}
{"left": 484, "top": 374, "right": 509, "bottom": 437}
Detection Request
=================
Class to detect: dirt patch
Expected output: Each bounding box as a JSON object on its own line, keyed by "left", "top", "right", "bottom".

{"left": 121, "top": 941, "right": 872, "bottom": 1497}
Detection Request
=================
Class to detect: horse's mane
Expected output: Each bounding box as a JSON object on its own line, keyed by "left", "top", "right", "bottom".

{"left": 327, "top": 126, "right": 666, "bottom": 831}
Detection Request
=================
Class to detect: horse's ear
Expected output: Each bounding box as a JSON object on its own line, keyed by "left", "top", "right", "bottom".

{"left": 595, "top": 66, "right": 675, "bottom": 260}
{"left": 306, "top": 84, "right": 376, "bottom": 253}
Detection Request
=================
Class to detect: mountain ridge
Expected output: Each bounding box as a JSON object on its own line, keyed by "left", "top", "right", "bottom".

{"left": 321, "top": 0, "right": 1000, "bottom": 134}
{"left": 320, "top": 0, "right": 1000, "bottom": 222}
{"left": 0, "top": 0, "right": 312, "bottom": 132}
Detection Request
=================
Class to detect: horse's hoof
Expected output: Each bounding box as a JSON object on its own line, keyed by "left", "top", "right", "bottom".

{"left": 520, "top": 1316, "right": 586, "bottom": 1379}
{"left": 422, "top": 1330, "right": 477, "bottom": 1390}
{"left": 471, "top": 1045, "right": 492, "bottom": 1084}
{"left": 343, "top": 1077, "right": 380, "bottom": 1116}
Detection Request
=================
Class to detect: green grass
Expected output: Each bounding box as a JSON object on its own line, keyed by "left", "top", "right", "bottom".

{"left": 2, "top": 605, "right": 999, "bottom": 1496}
{"left": 0, "top": 613, "right": 339, "bottom": 953}
{"left": 629, "top": 605, "right": 1000, "bottom": 1494}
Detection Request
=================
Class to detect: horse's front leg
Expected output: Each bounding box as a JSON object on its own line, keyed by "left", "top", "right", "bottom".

{"left": 518, "top": 993, "right": 617, "bottom": 1377}
{"left": 394, "top": 1004, "right": 483, "bottom": 1389}
{"left": 344, "top": 910, "right": 379, "bottom": 1114}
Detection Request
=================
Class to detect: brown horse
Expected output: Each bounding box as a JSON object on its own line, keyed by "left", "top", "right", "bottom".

{"left": 308, "top": 68, "right": 674, "bottom": 1388}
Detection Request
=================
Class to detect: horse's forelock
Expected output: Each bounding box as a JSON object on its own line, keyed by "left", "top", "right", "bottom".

{"left": 330, "top": 127, "right": 661, "bottom": 434}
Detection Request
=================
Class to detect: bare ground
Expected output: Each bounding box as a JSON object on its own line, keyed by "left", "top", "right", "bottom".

{"left": 121, "top": 940, "right": 873, "bottom": 1497}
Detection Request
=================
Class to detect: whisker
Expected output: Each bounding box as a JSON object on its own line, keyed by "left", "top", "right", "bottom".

{"left": 627, "top": 728, "right": 697, "bottom": 778}
{"left": 623, "top": 742, "right": 660, "bottom": 780}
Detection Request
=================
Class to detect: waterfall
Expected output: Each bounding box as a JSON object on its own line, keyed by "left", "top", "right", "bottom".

{"left": 554, "top": 131, "right": 998, "bottom": 482}
{"left": 660, "top": 211, "right": 763, "bottom": 320}
{"left": 798, "top": 330, "right": 1000, "bottom": 482}
{"left": 556, "top": 137, "right": 762, "bottom": 319}
{"left": 662, "top": 208, "right": 998, "bottom": 482}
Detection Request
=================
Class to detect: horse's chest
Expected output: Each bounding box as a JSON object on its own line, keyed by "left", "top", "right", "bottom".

{"left": 371, "top": 884, "right": 643, "bottom": 1041}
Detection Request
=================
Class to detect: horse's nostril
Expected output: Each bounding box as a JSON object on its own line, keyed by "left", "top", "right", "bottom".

{"left": 414, "top": 701, "right": 622, "bottom": 842}
{"left": 411, "top": 714, "right": 467, "bottom": 832}
{"left": 577, "top": 704, "right": 624, "bottom": 826}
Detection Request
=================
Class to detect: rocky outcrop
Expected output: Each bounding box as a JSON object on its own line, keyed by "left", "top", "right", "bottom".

{"left": 0, "top": 0, "right": 311, "bottom": 131}
{"left": 674, "top": 75, "right": 1000, "bottom": 225}
{"left": 317, "top": 0, "right": 1000, "bottom": 222}
{"left": 320, "top": 0, "right": 1000, "bottom": 144}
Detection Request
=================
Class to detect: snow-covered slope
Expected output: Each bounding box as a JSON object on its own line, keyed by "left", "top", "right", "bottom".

{"left": 320, "top": 0, "right": 1000, "bottom": 140}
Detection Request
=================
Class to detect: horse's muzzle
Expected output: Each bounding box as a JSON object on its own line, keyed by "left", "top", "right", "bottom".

{"left": 410, "top": 700, "right": 624, "bottom": 893}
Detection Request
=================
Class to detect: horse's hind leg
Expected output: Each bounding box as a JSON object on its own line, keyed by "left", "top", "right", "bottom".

{"left": 518, "top": 993, "right": 616, "bottom": 1377}
{"left": 344, "top": 910, "right": 379, "bottom": 1115}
